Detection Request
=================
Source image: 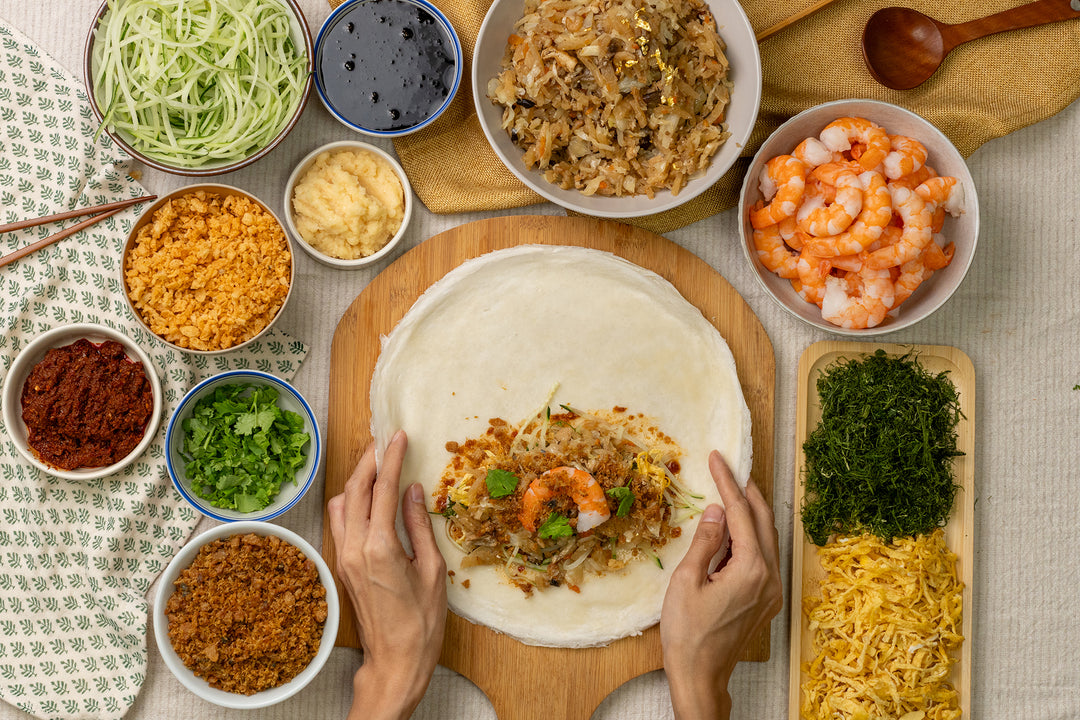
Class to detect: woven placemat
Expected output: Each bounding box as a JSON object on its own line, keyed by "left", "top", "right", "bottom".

{"left": 332, "top": 0, "right": 1080, "bottom": 232}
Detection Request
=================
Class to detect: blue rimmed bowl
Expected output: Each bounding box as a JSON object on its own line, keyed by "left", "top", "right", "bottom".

{"left": 165, "top": 370, "right": 321, "bottom": 522}
{"left": 314, "top": 0, "right": 463, "bottom": 137}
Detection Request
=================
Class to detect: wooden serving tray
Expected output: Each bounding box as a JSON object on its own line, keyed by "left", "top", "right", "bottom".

{"left": 788, "top": 341, "right": 975, "bottom": 720}
{"left": 323, "top": 215, "right": 775, "bottom": 720}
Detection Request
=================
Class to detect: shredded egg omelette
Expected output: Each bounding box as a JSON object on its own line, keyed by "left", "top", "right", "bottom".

{"left": 800, "top": 528, "right": 964, "bottom": 720}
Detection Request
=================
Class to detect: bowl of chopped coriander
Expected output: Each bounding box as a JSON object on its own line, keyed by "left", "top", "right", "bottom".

{"left": 166, "top": 370, "right": 321, "bottom": 522}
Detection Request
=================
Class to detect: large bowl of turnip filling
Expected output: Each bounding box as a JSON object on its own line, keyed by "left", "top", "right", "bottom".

{"left": 83, "top": 0, "right": 313, "bottom": 176}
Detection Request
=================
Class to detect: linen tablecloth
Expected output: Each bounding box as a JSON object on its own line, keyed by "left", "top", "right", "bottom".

{"left": 6, "top": 2, "right": 1080, "bottom": 720}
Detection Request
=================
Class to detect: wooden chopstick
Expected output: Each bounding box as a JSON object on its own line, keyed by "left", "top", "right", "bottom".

{"left": 0, "top": 205, "right": 127, "bottom": 270}
{"left": 756, "top": 0, "right": 841, "bottom": 42}
{"left": 0, "top": 194, "right": 156, "bottom": 234}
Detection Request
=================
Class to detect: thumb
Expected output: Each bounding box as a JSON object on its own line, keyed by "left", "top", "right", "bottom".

{"left": 401, "top": 482, "right": 445, "bottom": 578}
{"left": 678, "top": 504, "right": 728, "bottom": 578}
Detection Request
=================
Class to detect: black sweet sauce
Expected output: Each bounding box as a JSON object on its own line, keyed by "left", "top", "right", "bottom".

{"left": 318, "top": 0, "right": 456, "bottom": 132}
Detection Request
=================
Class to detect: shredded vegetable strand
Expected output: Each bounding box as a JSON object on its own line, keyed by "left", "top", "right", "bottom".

{"left": 92, "top": 0, "right": 307, "bottom": 167}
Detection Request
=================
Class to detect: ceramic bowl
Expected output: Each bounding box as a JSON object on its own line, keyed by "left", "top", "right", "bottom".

{"left": 165, "top": 370, "right": 321, "bottom": 523}
{"left": 83, "top": 0, "right": 313, "bottom": 176}
{"left": 472, "top": 0, "right": 761, "bottom": 218}
{"left": 121, "top": 184, "right": 295, "bottom": 354}
{"left": 2, "top": 323, "right": 162, "bottom": 480}
{"left": 153, "top": 521, "right": 340, "bottom": 708}
{"left": 738, "top": 99, "right": 979, "bottom": 336}
{"left": 283, "top": 140, "right": 413, "bottom": 269}
{"left": 313, "top": 0, "right": 463, "bottom": 137}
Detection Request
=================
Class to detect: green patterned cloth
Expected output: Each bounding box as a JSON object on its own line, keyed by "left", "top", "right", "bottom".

{"left": 0, "top": 21, "right": 308, "bottom": 720}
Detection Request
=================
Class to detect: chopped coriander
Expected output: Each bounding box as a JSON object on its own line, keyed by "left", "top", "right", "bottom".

{"left": 538, "top": 512, "right": 574, "bottom": 539}
{"left": 180, "top": 383, "right": 310, "bottom": 512}
{"left": 485, "top": 468, "right": 519, "bottom": 498}
{"left": 800, "top": 350, "right": 963, "bottom": 545}
{"left": 607, "top": 486, "right": 635, "bottom": 517}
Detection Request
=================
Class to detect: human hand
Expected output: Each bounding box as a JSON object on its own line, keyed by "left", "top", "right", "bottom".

{"left": 660, "top": 451, "right": 783, "bottom": 720}
{"left": 327, "top": 431, "right": 447, "bottom": 720}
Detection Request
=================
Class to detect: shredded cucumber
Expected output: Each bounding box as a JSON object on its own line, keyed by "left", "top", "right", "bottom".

{"left": 91, "top": 0, "right": 308, "bottom": 168}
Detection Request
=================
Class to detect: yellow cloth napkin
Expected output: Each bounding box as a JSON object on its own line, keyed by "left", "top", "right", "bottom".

{"left": 332, "top": 0, "right": 1080, "bottom": 233}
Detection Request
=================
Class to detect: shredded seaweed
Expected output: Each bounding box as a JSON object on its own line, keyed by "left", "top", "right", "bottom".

{"left": 801, "top": 349, "right": 963, "bottom": 546}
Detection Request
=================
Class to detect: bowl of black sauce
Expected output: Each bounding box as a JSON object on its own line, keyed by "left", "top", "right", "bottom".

{"left": 315, "top": 0, "right": 462, "bottom": 137}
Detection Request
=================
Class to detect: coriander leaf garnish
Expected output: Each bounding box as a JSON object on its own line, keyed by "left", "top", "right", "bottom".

{"left": 607, "top": 486, "right": 635, "bottom": 517}
{"left": 485, "top": 468, "right": 519, "bottom": 498}
{"left": 538, "top": 512, "right": 574, "bottom": 539}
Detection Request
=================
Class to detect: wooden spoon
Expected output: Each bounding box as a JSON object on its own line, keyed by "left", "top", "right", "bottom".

{"left": 862, "top": 0, "right": 1080, "bottom": 90}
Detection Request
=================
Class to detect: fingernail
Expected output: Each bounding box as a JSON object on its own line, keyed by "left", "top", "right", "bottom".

{"left": 392, "top": 429, "right": 406, "bottom": 443}
{"left": 701, "top": 504, "right": 724, "bottom": 523}
{"left": 408, "top": 482, "right": 424, "bottom": 504}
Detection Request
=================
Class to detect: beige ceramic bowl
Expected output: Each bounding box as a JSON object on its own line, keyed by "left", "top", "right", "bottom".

{"left": 121, "top": 184, "right": 295, "bottom": 354}
{"left": 738, "top": 99, "right": 979, "bottom": 336}
{"left": 2, "top": 323, "right": 162, "bottom": 481}
{"left": 283, "top": 141, "right": 413, "bottom": 269}
{"left": 472, "top": 0, "right": 761, "bottom": 218}
{"left": 83, "top": 0, "right": 313, "bottom": 176}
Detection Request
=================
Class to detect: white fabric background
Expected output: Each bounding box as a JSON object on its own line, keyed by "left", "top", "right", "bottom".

{"left": 4, "top": 1, "right": 1080, "bottom": 718}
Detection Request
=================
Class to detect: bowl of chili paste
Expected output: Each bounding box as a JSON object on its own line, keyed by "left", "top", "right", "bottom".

{"left": 3, "top": 323, "right": 162, "bottom": 480}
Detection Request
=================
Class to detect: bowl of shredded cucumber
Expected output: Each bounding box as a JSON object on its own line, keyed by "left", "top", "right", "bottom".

{"left": 84, "top": 0, "right": 314, "bottom": 176}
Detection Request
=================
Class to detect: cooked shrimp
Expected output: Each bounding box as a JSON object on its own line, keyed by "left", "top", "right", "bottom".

{"left": 797, "top": 163, "right": 862, "bottom": 237}
{"left": 924, "top": 238, "right": 956, "bottom": 271}
{"left": 805, "top": 171, "right": 892, "bottom": 257}
{"left": 819, "top": 117, "right": 890, "bottom": 172}
{"left": 915, "top": 176, "right": 965, "bottom": 217}
{"left": 520, "top": 466, "right": 611, "bottom": 534}
{"left": 821, "top": 267, "right": 895, "bottom": 329}
{"left": 778, "top": 216, "right": 807, "bottom": 250}
{"left": 864, "top": 185, "right": 932, "bottom": 269}
{"left": 749, "top": 155, "right": 807, "bottom": 229}
{"left": 754, "top": 224, "right": 799, "bottom": 279}
{"left": 892, "top": 256, "right": 930, "bottom": 307}
{"left": 793, "top": 136, "right": 835, "bottom": 168}
{"left": 888, "top": 163, "right": 936, "bottom": 191}
{"left": 883, "top": 135, "right": 928, "bottom": 180}
{"left": 795, "top": 250, "right": 831, "bottom": 306}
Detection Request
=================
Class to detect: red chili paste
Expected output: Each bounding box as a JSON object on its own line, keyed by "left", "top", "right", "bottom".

{"left": 20, "top": 338, "right": 154, "bottom": 470}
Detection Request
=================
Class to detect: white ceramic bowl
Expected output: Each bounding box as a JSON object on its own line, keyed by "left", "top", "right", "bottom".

{"left": 153, "top": 521, "right": 340, "bottom": 709}
{"left": 738, "top": 99, "right": 980, "bottom": 336}
{"left": 472, "top": 0, "right": 761, "bottom": 218}
{"left": 283, "top": 141, "right": 413, "bottom": 269}
{"left": 165, "top": 370, "right": 321, "bottom": 522}
{"left": 313, "top": 0, "right": 463, "bottom": 137}
{"left": 83, "top": 0, "right": 313, "bottom": 176}
{"left": 122, "top": 184, "right": 295, "bottom": 354}
{"left": 2, "top": 323, "right": 162, "bottom": 480}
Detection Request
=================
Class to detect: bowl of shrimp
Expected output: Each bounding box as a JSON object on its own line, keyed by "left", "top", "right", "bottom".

{"left": 738, "top": 99, "right": 979, "bottom": 335}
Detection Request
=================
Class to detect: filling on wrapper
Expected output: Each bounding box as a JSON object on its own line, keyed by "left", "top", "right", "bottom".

{"left": 487, "top": 0, "right": 732, "bottom": 197}
{"left": 434, "top": 402, "right": 703, "bottom": 595}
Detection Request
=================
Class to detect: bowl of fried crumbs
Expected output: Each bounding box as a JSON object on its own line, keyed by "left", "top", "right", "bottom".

{"left": 122, "top": 184, "right": 295, "bottom": 354}
{"left": 153, "top": 521, "right": 339, "bottom": 708}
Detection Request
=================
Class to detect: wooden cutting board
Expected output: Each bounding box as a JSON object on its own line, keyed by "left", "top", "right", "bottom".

{"left": 322, "top": 215, "right": 775, "bottom": 720}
